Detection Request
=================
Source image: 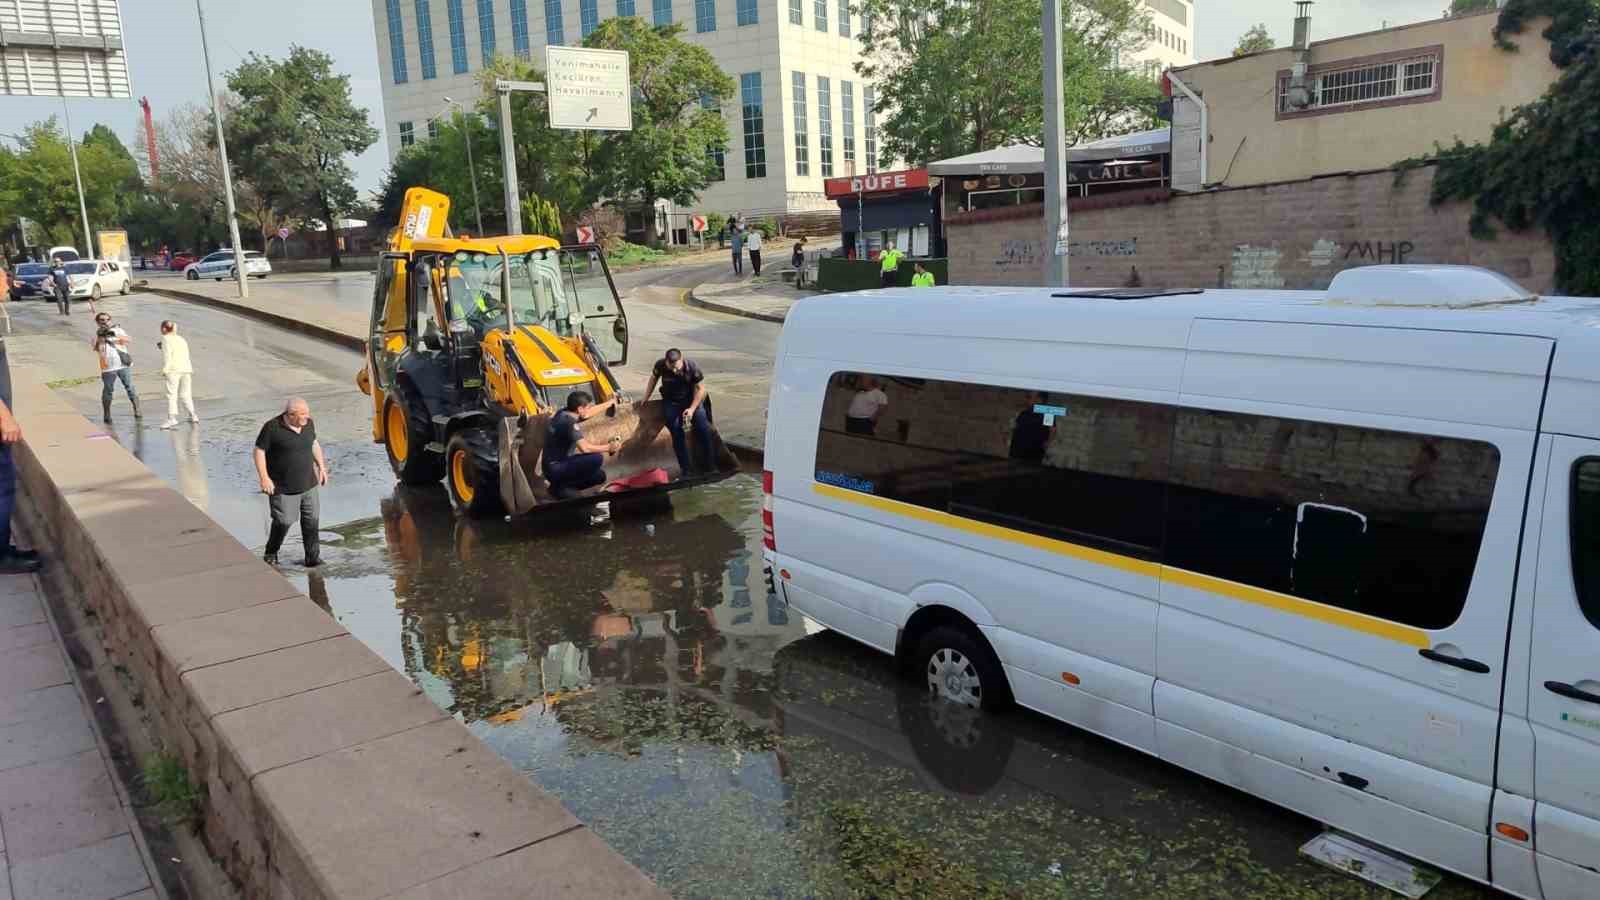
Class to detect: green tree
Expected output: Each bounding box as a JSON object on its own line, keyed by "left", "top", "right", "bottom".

{"left": 1450, "top": 0, "right": 1501, "bottom": 14}
{"left": 224, "top": 46, "right": 378, "bottom": 268}
{"left": 581, "top": 19, "right": 735, "bottom": 246}
{"left": 1233, "top": 23, "right": 1277, "bottom": 56}
{"left": 856, "top": 0, "right": 1158, "bottom": 164}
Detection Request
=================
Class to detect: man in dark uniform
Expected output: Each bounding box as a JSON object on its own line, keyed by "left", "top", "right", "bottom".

{"left": 253, "top": 397, "right": 328, "bottom": 566}
{"left": 0, "top": 333, "right": 40, "bottom": 573}
{"left": 541, "top": 391, "right": 621, "bottom": 498}
{"left": 643, "top": 348, "right": 713, "bottom": 478}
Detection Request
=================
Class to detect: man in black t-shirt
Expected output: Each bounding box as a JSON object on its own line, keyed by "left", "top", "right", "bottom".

{"left": 643, "top": 348, "right": 713, "bottom": 477}
{"left": 541, "top": 391, "right": 621, "bottom": 498}
{"left": 253, "top": 397, "right": 328, "bottom": 566}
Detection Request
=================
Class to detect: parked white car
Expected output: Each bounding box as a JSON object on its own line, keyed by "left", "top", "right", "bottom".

{"left": 183, "top": 249, "right": 271, "bottom": 281}
{"left": 65, "top": 260, "right": 132, "bottom": 301}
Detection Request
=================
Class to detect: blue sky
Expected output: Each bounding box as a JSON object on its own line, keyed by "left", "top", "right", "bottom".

{"left": 2, "top": 0, "right": 1462, "bottom": 196}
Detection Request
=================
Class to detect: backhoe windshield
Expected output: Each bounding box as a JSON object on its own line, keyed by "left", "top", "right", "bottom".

{"left": 445, "top": 249, "right": 580, "bottom": 337}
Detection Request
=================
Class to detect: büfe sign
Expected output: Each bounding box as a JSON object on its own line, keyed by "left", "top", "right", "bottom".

{"left": 824, "top": 168, "right": 929, "bottom": 199}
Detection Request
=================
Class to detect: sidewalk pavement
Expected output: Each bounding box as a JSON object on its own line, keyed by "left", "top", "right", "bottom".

{"left": 1, "top": 575, "right": 163, "bottom": 900}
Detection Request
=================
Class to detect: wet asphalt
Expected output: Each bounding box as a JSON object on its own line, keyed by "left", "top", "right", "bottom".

{"left": 7, "top": 289, "right": 1495, "bottom": 899}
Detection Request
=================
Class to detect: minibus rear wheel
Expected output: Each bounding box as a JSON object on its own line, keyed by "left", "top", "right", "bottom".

{"left": 915, "top": 625, "right": 1013, "bottom": 711}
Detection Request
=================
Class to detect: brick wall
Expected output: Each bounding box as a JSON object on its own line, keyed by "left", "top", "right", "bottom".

{"left": 946, "top": 165, "right": 1559, "bottom": 294}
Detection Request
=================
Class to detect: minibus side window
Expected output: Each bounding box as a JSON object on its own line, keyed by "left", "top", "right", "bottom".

{"left": 812, "top": 372, "right": 1173, "bottom": 559}
{"left": 1570, "top": 459, "right": 1600, "bottom": 631}
{"left": 1166, "top": 410, "right": 1499, "bottom": 630}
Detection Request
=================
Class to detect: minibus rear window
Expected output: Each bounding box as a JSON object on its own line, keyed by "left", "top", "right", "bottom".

{"left": 1570, "top": 459, "right": 1600, "bottom": 631}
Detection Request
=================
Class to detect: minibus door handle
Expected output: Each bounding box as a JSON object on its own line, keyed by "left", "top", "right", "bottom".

{"left": 1418, "top": 648, "right": 1491, "bottom": 674}
{"left": 1544, "top": 681, "right": 1600, "bottom": 705}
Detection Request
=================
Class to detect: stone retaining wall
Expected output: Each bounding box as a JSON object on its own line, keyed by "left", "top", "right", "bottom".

{"left": 9, "top": 368, "right": 665, "bottom": 899}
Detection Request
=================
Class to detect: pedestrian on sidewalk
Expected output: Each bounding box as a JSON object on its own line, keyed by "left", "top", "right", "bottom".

{"left": 746, "top": 227, "right": 763, "bottom": 277}
{"left": 644, "top": 349, "right": 713, "bottom": 478}
{"left": 730, "top": 218, "right": 745, "bottom": 276}
{"left": 0, "top": 332, "right": 41, "bottom": 574}
{"left": 50, "top": 258, "right": 70, "bottom": 315}
{"left": 157, "top": 320, "right": 198, "bottom": 429}
{"left": 254, "top": 397, "right": 327, "bottom": 567}
{"left": 911, "top": 262, "right": 936, "bottom": 287}
{"left": 92, "top": 312, "right": 141, "bottom": 423}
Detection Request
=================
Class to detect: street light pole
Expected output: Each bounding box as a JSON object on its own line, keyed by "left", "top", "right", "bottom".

{"left": 443, "top": 98, "right": 484, "bottom": 235}
{"left": 195, "top": 0, "right": 248, "bottom": 299}
{"left": 1042, "top": 0, "right": 1069, "bottom": 288}
{"left": 59, "top": 99, "right": 95, "bottom": 260}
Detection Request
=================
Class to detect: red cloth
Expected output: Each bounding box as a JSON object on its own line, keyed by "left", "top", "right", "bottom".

{"left": 604, "top": 468, "right": 671, "bottom": 493}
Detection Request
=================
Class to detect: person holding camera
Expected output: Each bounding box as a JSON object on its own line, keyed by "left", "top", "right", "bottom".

{"left": 157, "top": 320, "right": 198, "bottom": 429}
{"left": 92, "top": 312, "right": 140, "bottom": 423}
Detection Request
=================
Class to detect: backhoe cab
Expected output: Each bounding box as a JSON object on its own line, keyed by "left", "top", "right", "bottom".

{"left": 358, "top": 188, "right": 739, "bottom": 518}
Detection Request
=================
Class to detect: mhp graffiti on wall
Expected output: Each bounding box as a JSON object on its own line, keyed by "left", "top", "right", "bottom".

{"left": 995, "top": 239, "right": 1040, "bottom": 270}
{"left": 1069, "top": 238, "right": 1139, "bottom": 257}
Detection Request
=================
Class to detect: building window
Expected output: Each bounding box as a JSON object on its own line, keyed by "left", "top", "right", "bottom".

{"left": 814, "top": 0, "right": 827, "bottom": 32}
{"left": 792, "top": 71, "right": 809, "bottom": 177}
{"left": 545, "top": 0, "right": 565, "bottom": 45}
{"left": 415, "top": 0, "right": 438, "bottom": 79}
{"left": 428, "top": 119, "right": 440, "bottom": 139}
{"left": 701, "top": 93, "right": 725, "bottom": 181}
{"left": 737, "top": 0, "right": 757, "bottom": 25}
{"left": 385, "top": 0, "right": 409, "bottom": 84}
{"left": 816, "top": 75, "right": 833, "bottom": 178}
{"left": 841, "top": 80, "right": 855, "bottom": 173}
{"left": 511, "top": 0, "right": 532, "bottom": 56}
{"left": 696, "top": 0, "right": 716, "bottom": 32}
{"left": 740, "top": 72, "right": 766, "bottom": 179}
{"left": 863, "top": 85, "right": 876, "bottom": 173}
{"left": 838, "top": 0, "right": 849, "bottom": 36}
{"left": 619, "top": 0, "right": 635, "bottom": 14}
{"left": 1571, "top": 460, "right": 1600, "bottom": 631}
{"left": 399, "top": 121, "right": 415, "bottom": 147}
{"left": 1278, "top": 51, "right": 1442, "bottom": 115}
{"left": 446, "top": 0, "right": 469, "bottom": 74}
{"left": 653, "top": 0, "right": 671, "bottom": 24}
{"left": 580, "top": 0, "right": 599, "bottom": 36}
{"left": 477, "top": 0, "right": 496, "bottom": 65}
{"left": 789, "top": 0, "right": 802, "bottom": 25}
{"left": 814, "top": 372, "right": 1501, "bottom": 632}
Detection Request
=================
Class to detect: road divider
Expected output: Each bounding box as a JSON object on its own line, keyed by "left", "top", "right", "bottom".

{"left": 11, "top": 365, "right": 667, "bottom": 899}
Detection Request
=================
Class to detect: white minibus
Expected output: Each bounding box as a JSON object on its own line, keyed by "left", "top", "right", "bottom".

{"left": 761, "top": 266, "right": 1600, "bottom": 899}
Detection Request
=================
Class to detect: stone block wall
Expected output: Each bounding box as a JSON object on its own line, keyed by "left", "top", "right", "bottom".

{"left": 946, "top": 165, "right": 1559, "bottom": 294}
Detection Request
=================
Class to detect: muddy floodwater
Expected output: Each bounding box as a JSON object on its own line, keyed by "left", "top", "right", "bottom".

{"left": 19, "top": 296, "right": 1492, "bottom": 899}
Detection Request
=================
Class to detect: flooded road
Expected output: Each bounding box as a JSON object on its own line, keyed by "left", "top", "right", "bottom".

{"left": 11, "top": 296, "right": 1494, "bottom": 898}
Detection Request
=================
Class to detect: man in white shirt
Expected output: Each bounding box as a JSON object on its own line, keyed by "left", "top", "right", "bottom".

{"left": 845, "top": 377, "right": 889, "bottom": 435}
{"left": 91, "top": 311, "right": 140, "bottom": 423}
{"left": 158, "top": 320, "right": 198, "bottom": 429}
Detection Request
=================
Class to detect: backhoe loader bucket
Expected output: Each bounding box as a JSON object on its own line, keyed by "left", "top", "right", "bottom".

{"left": 497, "top": 398, "right": 740, "bottom": 517}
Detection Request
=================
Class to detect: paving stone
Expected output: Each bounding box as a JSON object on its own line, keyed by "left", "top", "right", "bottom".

{"left": 0, "top": 703, "right": 95, "bottom": 773}
{"left": 183, "top": 635, "right": 391, "bottom": 718}
{"left": 150, "top": 598, "right": 346, "bottom": 675}
{"left": 389, "top": 827, "right": 668, "bottom": 899}
{"left": 255, "top": 718, "right": 579, "bottom": 900}
{"left": 125, "top": 561, "right": 300, "bottom": 630}
{"left": 0, "top": 645, "right": 67, "bottom": 699}
{"left": 0, "top": 624, "right": 53, "bottom": 653}
{"left": 0, "top": 685, "right": 79, "bottom": 729}
{"left": 215, "top": 670, "right": 447, "bottom": 777}
{"left": 0, "top": 750, "right": 125, "bottom": 861}
{"left": 7, "top": 834, "right": 149, "bottom": 900}
{"left": 0, "top": 593, "right": 44, "bottom": 630}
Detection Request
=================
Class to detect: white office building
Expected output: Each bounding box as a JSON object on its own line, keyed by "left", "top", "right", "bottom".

{"left": 369, "top": 0, "right": 885, "bottom": 222}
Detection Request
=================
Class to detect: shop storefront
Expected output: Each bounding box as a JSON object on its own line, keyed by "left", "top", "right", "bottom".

{"left": 824, "top": 168, "right": 944, "bottom": 260}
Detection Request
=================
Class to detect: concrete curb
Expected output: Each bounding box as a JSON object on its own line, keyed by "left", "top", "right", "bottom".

{"left": 685, "top": 285, "right": 789, "bottom": 324}
{"left": 144, "top": 287, "right": 365, "bottom": 353}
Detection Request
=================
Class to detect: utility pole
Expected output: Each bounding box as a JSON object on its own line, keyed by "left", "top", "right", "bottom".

{"left": 195, "top": 0, "right": 248, "bottom": 299}
{"left": 1042, "top": 0, "right": 1069, "bottom": 287}
{"left": 443, "top": 98, "right": 484, "bottom": 235}
{"left": 59, "top": 100, "right": 95, "bottom": 259}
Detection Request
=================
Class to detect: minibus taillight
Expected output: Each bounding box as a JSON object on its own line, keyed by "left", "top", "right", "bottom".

{"left": 762, "top": 470, "right": 776, "bottom": 551}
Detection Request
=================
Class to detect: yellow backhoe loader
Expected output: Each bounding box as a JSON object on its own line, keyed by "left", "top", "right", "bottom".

{"left": 357, "top": 188, "right": 739, "bottom": 517}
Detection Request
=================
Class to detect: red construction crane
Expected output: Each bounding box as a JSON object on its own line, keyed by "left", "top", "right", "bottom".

{"left": 139, "top": 97, "right": 159, "bottom": 184}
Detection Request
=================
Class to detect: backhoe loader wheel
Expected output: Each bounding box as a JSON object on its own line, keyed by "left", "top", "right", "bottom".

{"left": 384, "top": 395, "right": 443, "bottom": 485}
{"left": 445, "top": 429, "right": 505, "bottom": 518}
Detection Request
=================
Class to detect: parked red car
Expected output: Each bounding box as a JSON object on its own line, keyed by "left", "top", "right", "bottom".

{"left": 168, "top": 253, "right": 198, "bottom": 271}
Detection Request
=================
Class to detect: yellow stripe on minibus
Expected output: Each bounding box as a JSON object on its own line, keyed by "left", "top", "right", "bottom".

{"left": 811, "top": 482, "right": 1431, "bottom": 648}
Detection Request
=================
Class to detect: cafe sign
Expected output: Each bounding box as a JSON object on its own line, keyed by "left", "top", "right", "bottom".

{"left": 824, "top": 168, "right": 931, "bottom": 199}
